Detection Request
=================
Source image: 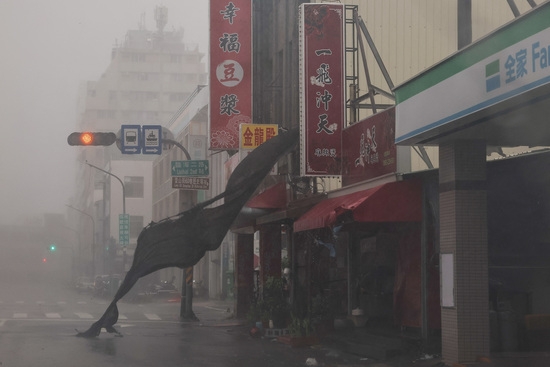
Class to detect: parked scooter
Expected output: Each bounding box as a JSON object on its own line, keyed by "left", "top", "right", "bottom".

{"left": 149, "top": 276, "right": 179, "bottom": 299}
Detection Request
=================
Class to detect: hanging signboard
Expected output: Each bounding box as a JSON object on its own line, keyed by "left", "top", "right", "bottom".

{"left": 299, "top": 3, "right": 345, "bottom": 176}
{"left": 209, "top": 0, "right": 252, "bottom": 150}
{"left": 239, "top": 124, "right": 279, "bottom": 175}
{"left": 342, "top": 107, "right": 397, "bottom": 186}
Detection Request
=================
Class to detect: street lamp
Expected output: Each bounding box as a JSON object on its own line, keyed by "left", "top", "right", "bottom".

{"left": 84, "top": 161, "right": 128, "bottom": 271}
{"left": 66, "top": 205, "right": 95, "bottom": 277}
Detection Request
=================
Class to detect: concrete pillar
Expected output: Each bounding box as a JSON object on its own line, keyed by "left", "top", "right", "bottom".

{"left": 439, "top": 140, "right": 490, "bottom": 364}
{"left": 235, "top": 233, "right": 254, "bottom": 318}
{"left": 259, "top": 224, "right": 282, "bottom": 285}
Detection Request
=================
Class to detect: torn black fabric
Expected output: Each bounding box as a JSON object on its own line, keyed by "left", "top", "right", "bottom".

{"left": 76, "top": 128, "right": 298, "bottom": 337}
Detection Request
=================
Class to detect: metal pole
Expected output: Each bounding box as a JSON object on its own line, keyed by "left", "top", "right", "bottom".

{"left": 85, "top": 161, "right": 127, "bottom": 272}
{"left": 164, "top": 140, "right": 197, "bottom": 321}
{"left": 66, "top": 205, "right": 95, "bottom": 278}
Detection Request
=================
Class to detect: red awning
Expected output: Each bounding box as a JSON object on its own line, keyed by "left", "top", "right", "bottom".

{"left": 293, "top": 180, "right": 422, "bottom": 232}
{"left": 245, "top": 181, "right": 287, "bottom": 209}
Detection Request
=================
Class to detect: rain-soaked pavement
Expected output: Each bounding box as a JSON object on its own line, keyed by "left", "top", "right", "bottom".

{"left": 2, "top": 274, "right": 549, "bottom": 367}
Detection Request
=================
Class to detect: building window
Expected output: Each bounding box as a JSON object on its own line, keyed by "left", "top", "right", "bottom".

{"left": 124, "top": 176, "right": 144, "bottom": 198}
{"left": 170, "top": 54, "right": 182, "bottom": 63}
{"left": 129, "top": 215, "right": 144, "bottom": 238}
{"left": 131, "top": 53, "right": 146, "bottom": 63}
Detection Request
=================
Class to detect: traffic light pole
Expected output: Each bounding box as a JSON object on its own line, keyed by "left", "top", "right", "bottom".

{"left": 66, "top": 205, "right": 96, "bottom": 278}
{"left": 84, "top": 161, "right": 127, "bottom": 272}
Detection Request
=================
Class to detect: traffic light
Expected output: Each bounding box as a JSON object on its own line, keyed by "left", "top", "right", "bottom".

{"left": 49, "top": 244, "right": 57, "bottom": 252}
{"left": 67, "top": 132, "right": 117, "bottom": 146}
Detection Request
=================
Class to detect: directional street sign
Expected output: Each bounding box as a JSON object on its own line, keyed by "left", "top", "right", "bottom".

{"left": 171, "top": 160, "right": 210, "bottom": 176}
{"left": 172, "top": 177, "right": 210, "bottom": 190}
{"left": 119, "top": 214, "right": 130, "bottom": 246}
{"left": 121, "top": 125, "right": 141, "bottom": 154}
{"left": 142, "top": 125, "right": 162, "bottom": 155}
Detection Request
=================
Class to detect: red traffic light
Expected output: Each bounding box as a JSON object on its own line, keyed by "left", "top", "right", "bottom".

{"left": 67, "top": 132, "right": 117, "bottom": 146}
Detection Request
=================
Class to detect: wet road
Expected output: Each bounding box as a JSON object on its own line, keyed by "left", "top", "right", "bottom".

{"left": 0, "top": 277, "right": 339, "bottom": 367}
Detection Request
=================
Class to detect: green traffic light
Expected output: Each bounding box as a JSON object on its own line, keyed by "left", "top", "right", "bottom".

{"left": 50, "top": 244, "right": 57, "bottom": 251}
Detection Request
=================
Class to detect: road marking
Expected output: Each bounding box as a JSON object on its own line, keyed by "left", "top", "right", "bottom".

{"left": 16, "top": 301, "right": 24, "bottom": 305}
{"left": 144, "top": 313, "right": 161, "bottom": 320}
{"left": 45, "top": 313, "right": 61, "bottom": 319}
{"left": 119, "top": 314, "right": 128, "bottom": 320}
{"left": 37, "top": 301, "right": 45, "bottom": 305}
{"left": 13, "top": 313, "right": 27, "bottom": 319}
{"left": 77, "top": 301, "right": 87, "bottom": 305}
{"left": 57, "top": 301, "right": 67, "bottom": 305}
{"left": 74, "top": 312, "right": 94, "bottom": 319}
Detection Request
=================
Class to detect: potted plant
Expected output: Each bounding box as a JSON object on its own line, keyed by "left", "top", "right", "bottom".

{"left": 262, "top": 276, "right": 289, "bottom": 328}
{"left": 278, "top": 313, "right": 318, "bottom": 347}
{"left": 246, "top": 298, "right": 270, "bottom": 328}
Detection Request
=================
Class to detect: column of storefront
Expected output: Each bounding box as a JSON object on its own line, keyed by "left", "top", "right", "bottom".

{"left": 234, "top": 233, "right": 254, "bottom": 318}
{"left": 439, "top": 140, "right": 489, "bottom": 364}
{"left": 259, "top": 224, "right": 282, "bottom": 284}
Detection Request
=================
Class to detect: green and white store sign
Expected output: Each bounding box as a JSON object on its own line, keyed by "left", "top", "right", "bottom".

{"left": 395, "top": 3, "right": 550, "bottom": 145}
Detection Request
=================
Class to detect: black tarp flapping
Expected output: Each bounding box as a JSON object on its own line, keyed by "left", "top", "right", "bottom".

{"left": 76, "top": 128, "right": 298, "bottom": 337}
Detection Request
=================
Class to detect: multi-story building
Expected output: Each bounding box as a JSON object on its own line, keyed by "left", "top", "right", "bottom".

{"left": 70, "top": 7, "right": 206, "bottom": 276}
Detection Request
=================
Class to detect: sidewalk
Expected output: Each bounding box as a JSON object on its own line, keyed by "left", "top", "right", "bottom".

{"left": 189, "top": 299, "right": 550, "bottom": 366}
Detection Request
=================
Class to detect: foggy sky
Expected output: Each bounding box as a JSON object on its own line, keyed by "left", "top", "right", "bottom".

{"left": 0, "top": 1, "right": 208, "bottom": 225}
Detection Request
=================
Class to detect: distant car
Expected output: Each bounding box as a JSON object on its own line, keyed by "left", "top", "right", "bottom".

{"left": 75, "top": 276, "right": 94, "bottom": 293}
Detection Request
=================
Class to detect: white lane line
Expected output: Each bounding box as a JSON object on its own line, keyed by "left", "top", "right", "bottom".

{"left": 77, "top": 301, "right": 87, "bottom": 305}
{"left": 57, "top": 301, "right": 67, "bottom": 305}
{"left": 13, "top": 313, "right": 27, "bottom": 319}
{"left": 37, "top": 301, "right": 45, "bottom": 305}
{"left": 119, "top": 314, "right": 128, "bottom": 320}
{"left": 74, "top": 312, "right": 94, "bottom": 319}
{"left": 15, "top": 301, "right": 24, "bottom": 305}
{"left": 144, "top": 313, "right": 161, "bottom": 321}
{"left": 45, "top": 313, "right": 61, "bottom": 319}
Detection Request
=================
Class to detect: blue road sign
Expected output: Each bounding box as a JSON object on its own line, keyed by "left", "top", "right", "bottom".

{"left": 142, "top": 125, "right": 162, "bottom": 155}
{"left": 121, "top": 125, "right": 141, "bottom": 154}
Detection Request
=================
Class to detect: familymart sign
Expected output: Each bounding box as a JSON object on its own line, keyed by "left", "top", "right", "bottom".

{"left": 395, "top": 3, "right": 550, "bottom": 145}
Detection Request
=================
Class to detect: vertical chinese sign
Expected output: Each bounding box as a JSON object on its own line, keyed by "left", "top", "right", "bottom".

{"left": 299, "top": 3, "right": 345, "bottom": 176}
{"left": 210, "top": 0, "right": 252, "bottom": 150}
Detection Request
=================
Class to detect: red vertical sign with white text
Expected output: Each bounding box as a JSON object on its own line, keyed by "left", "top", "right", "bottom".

{"left": 300, "top": 3, "right": 345, "bottom": 176}
{"left": 210, "top": 0, "right": 252, "bottom": 150}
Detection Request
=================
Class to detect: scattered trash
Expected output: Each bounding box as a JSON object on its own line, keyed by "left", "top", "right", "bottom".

{"left": 360, "top": 357, "right": 369, "bottom": 361}
{"left": 413, "top": 354, "right": 441, "bottom": 364}
{"left": 249, "top": 327, "right": 261, "bottom": 337}
{"left": 305, "top": 357, "right": 318, "bottom": 366}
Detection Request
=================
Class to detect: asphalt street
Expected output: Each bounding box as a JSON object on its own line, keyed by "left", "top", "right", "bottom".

{"left": 0, "top": 276, "right": 350, "bottom": 367}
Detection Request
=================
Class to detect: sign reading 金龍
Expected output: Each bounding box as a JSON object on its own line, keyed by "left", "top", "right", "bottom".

{"left": 209, "top": 0, "right": 252, "bottom": 150}
{"left": 239, "top": 124, "right": 278, "bottom": 149}
{"left": 299, "top": 3, "right": 345, "bottom": 176}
